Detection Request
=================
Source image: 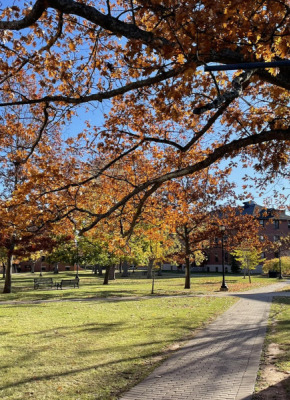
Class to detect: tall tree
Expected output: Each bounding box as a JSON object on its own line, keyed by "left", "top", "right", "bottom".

{"left": 0, "top": 1, "right": 289, "bottom": 235}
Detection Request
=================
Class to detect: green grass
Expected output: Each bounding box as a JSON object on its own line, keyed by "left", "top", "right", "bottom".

{"left": 255, "top": 296, "right": 290, "bottom": 398}
{"left": 0, "top": 270, "right": 280, "bottom": 302}
{"left": 0, "top": 296, "right": 236, "bottom": 400}
{"left": 269, "top": 297, "right": 290, "bottom": 375}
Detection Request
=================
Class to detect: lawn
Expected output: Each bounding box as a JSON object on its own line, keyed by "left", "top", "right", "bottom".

{"left": 0, "top": 295, "right": 237, "bottom": 400}
{"left": 0, "top": 270, "right": 279, "bottom": 302}
{"left": 254, "top": 296, "right": 290, "bottom": 399}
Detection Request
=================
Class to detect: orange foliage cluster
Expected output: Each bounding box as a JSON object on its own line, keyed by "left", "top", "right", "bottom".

{"left": 0, "top": 2, "right": 289, "bottom": 292}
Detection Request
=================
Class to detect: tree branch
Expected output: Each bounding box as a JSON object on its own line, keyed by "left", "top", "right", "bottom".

{"left": 78, "top": 127, "right": 290, "bottom": 234}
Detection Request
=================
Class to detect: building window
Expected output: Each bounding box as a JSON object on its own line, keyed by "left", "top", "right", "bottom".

{"left": 273, "top": 235, "right": 280, "bottom": 242}
{"left": 274, "top": 252, "right": 279, "bottom": 258}
{"left": 260, "top": 235, "right": 264, "bottom": 241}
{"left": 288, "top": 220, "right": 290, "bottom": 229}
{"left": 274, "top": 220, "right": 279, "bottom": 229}
{"left": 225, "top": 252, "right": 229, "bottom": 262}
{"left": 261, "top": 252, "right": 266, "bottom": 259}
{"left": 65, "top": 266, "right": 70, "bottom": 271}
{"left": 41, "top": 266, "right": 46, "bottom": 271}
{"left": 259, "top": 219, "right": 264, "bottom": 227}
{"left": 214, "top": 237, "right": 219, "bottom": 245}
{"left": 215, "top": 254, "right": 219, "bottom": 262}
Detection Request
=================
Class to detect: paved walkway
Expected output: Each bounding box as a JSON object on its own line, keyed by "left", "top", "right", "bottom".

{"left": 119, "top": 281, "right": 290, "bottom": 400}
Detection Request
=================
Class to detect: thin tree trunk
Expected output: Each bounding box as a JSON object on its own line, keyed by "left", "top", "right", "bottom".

{"left": 184, "top": 256, "right": 190, "bottom": 289}
{"left": 184, "top": 225, "right": 191, "bottom": 289}
{"left": 2, "top": 263, "right": 5, "bottom": 279}
{"left": 103, "top": 265, "right": 110, "bottom": 285}
{"left": 3, "top": 250, "right": 13, "bottom": 293}
{"left": 151, "top": 269, "right": 155, "bottom": 294}
{"left": 147, "top": 259, "right": 154, "bottom": 279}
{"left": 121, "top": 261, "right": 129, "bottom": 277}
{"left": 248, "top": 269, "right": 251, "bottom": 283}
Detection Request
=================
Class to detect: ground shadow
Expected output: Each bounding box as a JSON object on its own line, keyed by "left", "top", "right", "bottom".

{"left": 252, "top": 376, "right": 290, "bottom": 400}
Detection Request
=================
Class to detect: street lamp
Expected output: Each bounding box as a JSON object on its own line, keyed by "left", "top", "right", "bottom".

{"left": 277, "top": 241, "right": 283, "bottom": 280}
{"left": 39, "top": 250, "right": 43, "bottom": 277}
{"left": 75, "top": 230, "right": 79, "bottom": 279}
{"left": 219, "top": 225, "right": 228, "bottom": 291}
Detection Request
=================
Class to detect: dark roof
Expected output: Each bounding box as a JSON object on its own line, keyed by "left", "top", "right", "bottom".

{"left": 242, "top": 201, "right": 289, "bottom": 220}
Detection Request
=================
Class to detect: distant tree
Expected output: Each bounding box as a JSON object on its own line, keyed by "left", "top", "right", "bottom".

{"left": 230, "top": 255, "right": 241, "bottom": 274}
{"left": 262, "top": 257, "right": 290, "bottom": 276}
{"left": 231, "top": 248, "right": 265, "bottom": 283}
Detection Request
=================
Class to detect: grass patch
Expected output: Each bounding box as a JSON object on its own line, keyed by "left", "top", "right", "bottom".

{"left": 269, "top": 297, "right": 290, "bottom": 375}
{"left": 254, "top": 296, "right": 290, "bottom": 399}
{"left": 0, "top": 296, "right": 236, "bottom": 399}
{"left": 0, "top": 271, "right": 279, "bottom": 302}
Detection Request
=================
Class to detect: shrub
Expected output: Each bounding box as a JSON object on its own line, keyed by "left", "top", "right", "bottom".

{"left": 262, "top": 257, "right": 290, "bottom": 275}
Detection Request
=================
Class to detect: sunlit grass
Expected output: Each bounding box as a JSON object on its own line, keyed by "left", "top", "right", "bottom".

{"left": 0, "top": 270, "right": 279, "bottom": 302}
{"left": 269, "top": 297, "right": 290, "bottom": 374}
{"left": 254, "top": 296, "right": 290, "bottom": 398}
{"left": 0, "top": 296, "right": 236, "bottom": 400}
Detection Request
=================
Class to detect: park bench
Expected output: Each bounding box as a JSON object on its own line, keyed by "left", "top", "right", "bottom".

{"left": 34, "top": 277, "right": 54, "bottom": 290}
{"left": 57, "top": 278, "right": 79, "bottom": 290}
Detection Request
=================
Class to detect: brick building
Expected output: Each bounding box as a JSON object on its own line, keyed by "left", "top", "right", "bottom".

{"left": 205, "top": 201, "right": 289, "bottom": 273}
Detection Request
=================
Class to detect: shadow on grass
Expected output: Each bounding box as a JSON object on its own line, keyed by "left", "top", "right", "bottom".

{"left": 0, "top": 317, "right": 282, "bottom": 394}
{"left": 252, "top": 376, "right": 290, "bottom": 400}
{"left": 231, "top": 292, "right": 290, "bottom": 305}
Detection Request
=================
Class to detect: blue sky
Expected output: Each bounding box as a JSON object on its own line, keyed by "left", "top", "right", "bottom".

{"left": 64, "top": 103, "right": 289, "bottom": 210}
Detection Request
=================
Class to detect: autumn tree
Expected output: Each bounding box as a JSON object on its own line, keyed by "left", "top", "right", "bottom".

{"left": 0, "top": 84, "right": 79, "bottom": 292}
{"left": 164, "top": 163, "right": 236, "bottom": 288}
{"left": 0, "top": 1, "right": 289, "bottom": 240}
{"left": 231, "top": 247, "right": 265, "bottom": 283}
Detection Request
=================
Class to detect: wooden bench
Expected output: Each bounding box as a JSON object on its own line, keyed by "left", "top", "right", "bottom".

{"left": 34, "top": 277, "right": 54, "bottom": 290}
{"left": 57, "top": 278, "right": 79, "bottom": 290}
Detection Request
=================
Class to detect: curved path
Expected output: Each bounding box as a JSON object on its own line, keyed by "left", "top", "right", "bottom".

{"left": 119, "top": 281, "right": 290, "bottom": 400}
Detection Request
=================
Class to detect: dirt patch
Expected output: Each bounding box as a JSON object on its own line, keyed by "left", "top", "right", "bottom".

{"left": 254, "top": 342, "right": 290, "bottom": 400}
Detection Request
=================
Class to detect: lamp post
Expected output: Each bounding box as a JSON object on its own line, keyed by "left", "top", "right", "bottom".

{"left": 277, "top": 241, "right": 283, "bottom": 280}
{"left": 39, "top": 250, "right": 43, "bottom": 277}
{"left": 75, "top": 230, "right": 79, "bottom": 279}
{"left": 220, "top": 225, "right": 228, "bottom": 291}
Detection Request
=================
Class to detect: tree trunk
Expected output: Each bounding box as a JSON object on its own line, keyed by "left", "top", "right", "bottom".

{"left": 248, "top": 269, "right": 251, "bottom": 284}
{"left": 108, "top": 264, "right": 116, "bottom": 280}
{"left": 3, "top": 251, "right": 13, "bottom": 293}
{"left": 103, "top": 265, "right": 110, "bottom": 285}
{"left": 147, "top": 259, "right": 154, "bottom": 279}
{"left": 2, "top": 263, "right": 6, "bottom": 279}
{"left": 184, "top": 225, "right": 191, "bottom": 289}
{"left": 184, "top": 256, "right": 191, "bottom": 289}
{"left": 121, "top": 261, "right": 130, "bottom": 277}
{"left": 151, "top": 269, "right": 155, "bottom": 294}
{"left": 97, "top": 265, "right": 103, "bottom": 276}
